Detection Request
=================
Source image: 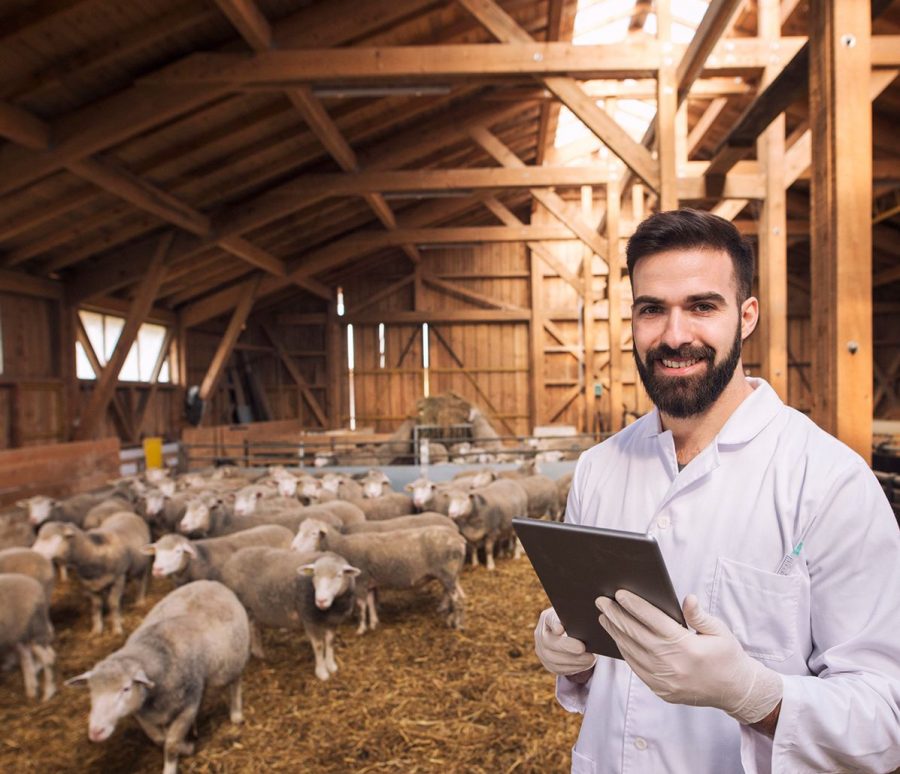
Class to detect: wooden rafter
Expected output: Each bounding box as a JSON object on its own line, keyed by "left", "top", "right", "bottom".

{"left": 262, "top": 324, "right": 328, "bottom": 427}
{"left": 75, "top": 318, "right": 134, "bottom": 440}
{"left": 421, "top": 271, "right": 526, "bottom": 312}
{"left": 74, "top": 233, "right": 172, "bottom": 440}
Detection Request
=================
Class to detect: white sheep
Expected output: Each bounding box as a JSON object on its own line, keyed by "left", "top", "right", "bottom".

{"left": 0, "top": 573, "right": 56, "bottom": 702}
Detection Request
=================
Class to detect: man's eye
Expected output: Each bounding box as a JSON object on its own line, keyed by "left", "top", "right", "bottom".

{"left": 693, "top": 303, "right": 715, "bottom": 313}
{"left": 638, "top": 306, "right": 661, "bottom": 315}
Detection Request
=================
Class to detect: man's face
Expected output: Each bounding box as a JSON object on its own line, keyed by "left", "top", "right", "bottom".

{"left": 630, "top": 248, "right": 757, "bottom": 419}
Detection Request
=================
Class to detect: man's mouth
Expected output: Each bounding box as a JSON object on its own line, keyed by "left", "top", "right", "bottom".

{"left": 655, "top": 357, "right": 707, "bottom": 373}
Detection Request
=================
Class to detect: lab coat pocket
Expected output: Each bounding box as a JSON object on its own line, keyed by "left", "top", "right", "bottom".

{"left": 710, "top": 556, "right": 802, "bottom": 662}
{"left": 571, "top": 747, "right": 596, "bottom": 774}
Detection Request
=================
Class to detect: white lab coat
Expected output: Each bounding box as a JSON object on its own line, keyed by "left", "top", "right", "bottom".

{"left": 557, "top": 378, "right": 900, "bottom": 774}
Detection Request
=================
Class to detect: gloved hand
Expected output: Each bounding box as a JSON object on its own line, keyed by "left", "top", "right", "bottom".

{"left": 534, "top": 607, "right": 598, "bottom": 677}
{"left": 596, "top": 591, "right": 782, "bottom": 725}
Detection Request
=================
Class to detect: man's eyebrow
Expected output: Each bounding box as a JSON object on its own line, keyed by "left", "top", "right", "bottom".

{"left": 631, "top": 292, "right": 728, "bottom": 307}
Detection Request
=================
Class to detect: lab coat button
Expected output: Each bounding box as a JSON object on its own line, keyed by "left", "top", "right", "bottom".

{"left": 657, "top": 515, "right": 670, "bottom": 529}
{"left": 634, "top": 737, "right": 648, "bottom": 750}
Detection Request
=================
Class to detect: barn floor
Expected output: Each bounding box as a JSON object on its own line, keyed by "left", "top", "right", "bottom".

{"left": 0, "top": 553, "right": 582, "bottom": 773}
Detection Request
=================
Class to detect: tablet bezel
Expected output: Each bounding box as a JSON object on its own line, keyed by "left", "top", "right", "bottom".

{"left": 513, "top": 518, "right": 687, "bottom": 659}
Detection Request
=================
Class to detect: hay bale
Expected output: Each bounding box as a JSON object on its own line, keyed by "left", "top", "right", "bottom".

{"left": 415, "top": 393, "right": 471, "bottom": 428}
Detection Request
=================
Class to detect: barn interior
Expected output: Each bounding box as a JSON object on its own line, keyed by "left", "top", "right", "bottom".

{"left": 0, "top": 0, "right": 898, "bottom": 771}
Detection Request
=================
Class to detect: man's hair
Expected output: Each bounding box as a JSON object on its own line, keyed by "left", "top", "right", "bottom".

{"left": 625, "top": 208, "right": 755, "bottom": 303}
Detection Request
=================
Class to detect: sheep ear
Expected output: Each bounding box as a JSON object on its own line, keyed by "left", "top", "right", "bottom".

{"left": 342, "top": 564, "right": 361, "bottom": 577}
{"left": 65, "top": 670, "right": 92, "bottom": 686}
{"left": 181, "top": 543, "right": 198, "bottom": 558}
{"left": 140, "top": 543, "right": 156, "bottom": 556}
{"left": 297, "top": 564, "right": 316, "bottom": 576}
{"left": 132, "top": 669, "right": 155, "bottom": 689}
{"left": 403, "top": 482, "right": 414, "bottom": 492}
{"left": 62, "top": 524, "right": 77, "bottom": 538}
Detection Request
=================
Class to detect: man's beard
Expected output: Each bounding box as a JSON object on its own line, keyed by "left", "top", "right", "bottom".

{"left": 634, "top": 322, "right": 743, "bottom": 419}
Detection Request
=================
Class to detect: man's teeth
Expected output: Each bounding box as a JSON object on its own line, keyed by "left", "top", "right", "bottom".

{"left": 661, "top": 358, "right": 698, "bottom": 368}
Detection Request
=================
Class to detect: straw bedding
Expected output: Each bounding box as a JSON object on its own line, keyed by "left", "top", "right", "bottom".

{"left": 0, "top": 552, "right": 581, "bottom": 773}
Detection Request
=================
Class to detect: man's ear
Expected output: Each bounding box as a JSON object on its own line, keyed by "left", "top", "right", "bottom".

{"left": 740, "top": 296, "right": 759, "bottom": 340}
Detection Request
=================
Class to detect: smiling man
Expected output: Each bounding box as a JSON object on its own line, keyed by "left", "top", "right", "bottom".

{"left": 533, "top": 209, "right": 900, "bottom": 774}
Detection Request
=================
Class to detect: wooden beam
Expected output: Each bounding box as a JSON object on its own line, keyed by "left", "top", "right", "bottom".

{"left": 213, "top": 0, "right": 273, "bottom": 50}
{"left": 676, "top": 0, "right": 746, "bottom": 102}
{"left": 345, "top": 309, "right": 530, "bottom": 324}
{"left": 74, "top": 233, "right": 172, "bottom": 440}
{"left": 421, "top": 271, "right": 527, "bottom": 312}
{"left": 0, "top": 269, "right": 62, "bottom": 300}
{"left": 454, "top": 0, "right": 659, "bottom": 191}
{"left": 581, "top": 186, "right": 596, "bottom": 433}
{"left": 544, "top": 319, "right": 583, "bottom": 363}
{"left": 429, "top": 325, "right": 517, "bottom": 436}
{"left": 348, "top": 275, "right": 413, "bottom": 316}
{"left": 469, "top": 127, "right": 608, "bottom": 261}
{"left": 343, "top": 226, "right": 580, "bottom": 248}
{"left": 480, "top": 195, "right": 585, "bottom": 291}
{"left": 262, "top": 324, "right": 328, "bottom": 427}
{"left": 198, "top": 274, "right": 262, "bottom": 402}
{"left": 75, "top": 319, "right": 134, "bottom": 440}
{"left": 756, "top": 0, "right": 788, "bottom": 401}
{"left": 657, "top": 0, "right": 679, "bottom": 211}
{"left": 607, "top": 180, "right": 624, "bottom": 432}
{"left": 547, "top": 385, "right": 582, "bottom": 423}
{"left": 809, "top": 0, "right": 872, "bottom": 461}
{"left": 0, "top": 100, "right": 51, "bottom": 149}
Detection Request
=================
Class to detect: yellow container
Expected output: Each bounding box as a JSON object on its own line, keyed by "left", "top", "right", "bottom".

{"left": 143, "top": 437, "right": 163, "bottom": 470}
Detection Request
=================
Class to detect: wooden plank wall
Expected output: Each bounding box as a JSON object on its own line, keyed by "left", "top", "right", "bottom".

{"left": 0, "top": 437, "right": 120, "bottom": 508}
{"left": 0, "top": 292, "right": 65, "bottom": 448}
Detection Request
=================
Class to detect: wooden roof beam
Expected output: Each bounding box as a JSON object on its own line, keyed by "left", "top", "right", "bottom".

{"left": 455, "top": 0, "right": 659, "bottom": 191}
{"left": 676, "top": 0, "right": 747, "bottom": 103}
{"left": 0, "top": 0, "right": 437, "bottom": 198}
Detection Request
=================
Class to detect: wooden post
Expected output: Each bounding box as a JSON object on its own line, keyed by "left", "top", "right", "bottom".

{"left": 757, "top": 0, "right": 789, "bottom": 400}
{"left": 325, "top": 301, "right": 342, "bottom": 429}
{"left": 656, "top": 0, "right": 678, "bottom": 211}
{"left": 74, "top": 233, "right": 172, "bottom": 440}
{"left": 60, "top": 300, "right": 79, "bottom": 441}
{"left": 198, "top": 274, "right": 261, "bottom": 403}
{"left": 809, "top": 0, "right": 873, "bottom": 461}
{"left": 607, "top": 180, "right": 624, "bottom": 433}
{"left": 630, "top": 183, "right": 652, "bottom": 416}
{"left": 528, "top": 232, "right": 545, "bottom": 432}
{"left": 581, "top": 185, "right": 596, "bottom": 434}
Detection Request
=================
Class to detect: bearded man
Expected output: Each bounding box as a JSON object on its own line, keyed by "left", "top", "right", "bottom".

{"left": 533, "top": 209, "right": 900, "bottom": 774}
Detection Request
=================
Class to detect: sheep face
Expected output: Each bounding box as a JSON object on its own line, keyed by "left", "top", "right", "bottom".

{"left": 406, "top": 479, "right": 434, "bottom": 510}
{"left": 276, "top": 476, "right": 298, "bottom": 497}
{"left": 68, "top": 660, "right": 153, "bottom": 743}
{"left": 362, "top": 480, "right": 386, "bottom": 499}
{"left": 446, "top": 491, "right": 472, "bottom": 520}
{"left": 179, "top": 501, "right": 211, "bottom": 534}
{"left": 298, "top": 477, "right": 320, "bottom": 498}
{"left": 299, "top": 555, "right": 360, "bottom": 610}
{"left": 142, "top": 490, "right": 166, "bottom": 518}
{"left": 20, "top": 496, "right": 57, "bottom": 526}
{"left": 145, "top": 536, "right": 196, "bottom": 577}
{"left": 31, "top": 522, "right": 73, "bottom": 561}
{"left": 291, "top": 519, "right": 327, "bottom": 554}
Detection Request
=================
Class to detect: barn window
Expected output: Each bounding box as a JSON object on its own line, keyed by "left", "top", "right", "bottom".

{"left": 378, "top": 322, "right": 386, "bottom": 369}
{"left": 75, "top": 310, "right": 170, "bottom": 383}
{"left": 336, "top": 286, "right": 345, "bottom": 316}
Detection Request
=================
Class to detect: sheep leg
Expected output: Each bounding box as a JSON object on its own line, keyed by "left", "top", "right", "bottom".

{"left": 136, "top": 564, "right": 150, "bottom": 604}
{"left": 469, "top": 546, "right": 479, "bottom": 568}
{"left": 15, "top": 643, "right": 37, "bottom": 700}
{"left": 249, "top": 620, "right": 265, "bottom": 659}
{"left": 33, "top": 644, "right": 56, "bottom": 701}
{"left": 107, "top": 574, "right": 126, "bottom": 636}
{"left": 306, "top": 628, "right": 330, "bottom": 681}
{"left": 512, "top": 535, "right": 524, "bottom": 560}
{"left": 228, "top": 678, "right": 243, "bottom": 724}
{"left": 354, "top": 594, "right": 368, "bottom": 635}
{"left": 366, "top": 589, "right": 379, "bottom": 630}
{"left": 324, "top": 629, "right": 337, "bottom": 675}
{"left": 163, "top": 702, "right": 200, "bottom": 774}
{"left": 56, "top": 561, "right": 68, "bottom": 584}
{"left": 88, "top": 590, "right": 104, "bottom": 636}
{"left": 135, "top": 715, "right": 167, "bottom": 747}
{"left": 484, "top": 536, "right": 497, "bottom": 571}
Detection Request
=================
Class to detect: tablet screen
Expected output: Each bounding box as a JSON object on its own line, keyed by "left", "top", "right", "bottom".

{"left": 513, "top": 518, "right": 686, "bottom": 659}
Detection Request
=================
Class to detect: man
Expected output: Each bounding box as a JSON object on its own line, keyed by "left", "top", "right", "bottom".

{"left": 533, "top": 209, "right": 900, "bottom": 773}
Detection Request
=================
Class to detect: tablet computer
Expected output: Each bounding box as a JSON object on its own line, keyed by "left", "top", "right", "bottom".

{"left": 513, "top": 518, "right": 686, "bottom": 660}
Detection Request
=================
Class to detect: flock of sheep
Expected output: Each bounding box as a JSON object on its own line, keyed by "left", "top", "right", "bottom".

{"left": 1, "top": 460, "right": 573, "bottom": 774}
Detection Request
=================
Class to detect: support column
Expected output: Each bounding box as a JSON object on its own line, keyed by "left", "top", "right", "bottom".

{"left": 581, "top": 185, "right": 596, "bottom": 434}
{"left": 809, "top": 0, "right": 873, "bottom": 461}
{"left": 656, "top": 0, "right": 678, "bottom": 212}
{"left": 607, "top": 180, "right": 624, "bottom": 433}
{"left": 757, "top": 0, "right": 789, "bottom": 400}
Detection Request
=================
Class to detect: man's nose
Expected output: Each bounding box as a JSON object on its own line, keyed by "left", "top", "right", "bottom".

{"left": 660, "top": 309, "right": 693, "bottom": 349}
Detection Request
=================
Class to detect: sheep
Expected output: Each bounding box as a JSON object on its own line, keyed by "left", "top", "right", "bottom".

{"left": 468, "top": 407, "right": 503, "bottom": 451}
{"left": 220, "top": 547, "right": 358, "bottom": 680}
{"left": 358, "top": 469, "right": 392, "bottom": 499}
{"left": 291, "top": 519, "right": 466, "bottom": 633}
{"left": 346, "top": 492, "right": 414, "bottom": 521}
{"left": 320, "top": 473, "right": 363, "bottom": 500}
{"left": 0, "top": 547, "right": 54, "bottom": 601}
{"left": 66, "top": 580, "right": 249, "bottom": 774}
{"left": 179, "top": 498, "right": 343, "bottom": 538}
{"left": 31, "top": 512, "right": 151, "bottom": 635}
{"left": 447, "top": 479, "right": 528, "bottom": 571}
{"left": 18, "top": 492, "right": 110, "bottom": 529}
{"left": 232, "top": 483, "right": 279, "bottom": 517}
{"left": 343, "top": 512, "right": 457, "bottom": 535}
{"left": 0, "top": 573, "right": 56, "bottom": 702}
{"left": 556, "top": 472, "right": 574, "bottom": 519}
{"left": 143, "top": 525, "right": 294, "bottom": 585}
{"left": 514, "top": 474, "right": 561, "bottom": 520}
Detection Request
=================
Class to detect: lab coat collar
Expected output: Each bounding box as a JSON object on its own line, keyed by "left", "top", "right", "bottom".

{"left": 637, "top": 377, "right": 783, "bottom": 448}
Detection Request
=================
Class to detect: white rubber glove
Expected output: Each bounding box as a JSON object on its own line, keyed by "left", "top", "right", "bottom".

{"left": 597, "top": 590, "right": 782, "bottom": 725}
{"left": 534, "top": 607, "right": 599, "bottom": 677}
